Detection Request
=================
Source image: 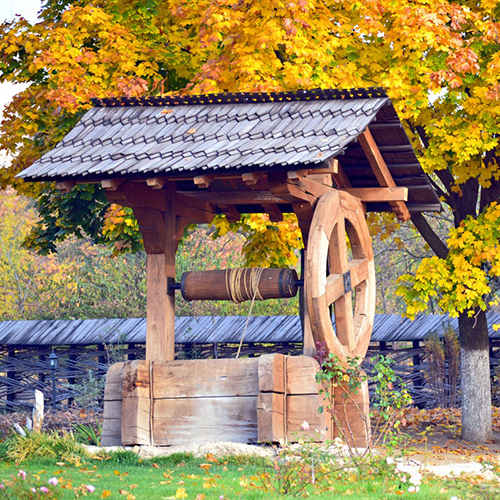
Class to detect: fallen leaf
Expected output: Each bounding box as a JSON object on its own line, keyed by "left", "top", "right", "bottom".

{"left": 186, "top": 128, "right": 196, "bottom": 134}
{"left": 161, "top": 109, "right": 173, "bottom": 114}
{"left": 101, "top": 491, "right": 112, "bottom": 498}
{"left": 175, "top": 487, "right": 188, "bottom": 499}
{"left": 152, "top": 463, "right": 160, "bottom": 469}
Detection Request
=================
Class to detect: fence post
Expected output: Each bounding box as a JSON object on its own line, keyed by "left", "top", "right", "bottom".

{"left": 33, "top": 389, "right": 44, "bottom": 433}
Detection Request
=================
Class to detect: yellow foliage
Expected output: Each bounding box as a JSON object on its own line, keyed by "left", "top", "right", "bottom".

{"left": 397, "top": 203, "right": 500, "bottom": 318}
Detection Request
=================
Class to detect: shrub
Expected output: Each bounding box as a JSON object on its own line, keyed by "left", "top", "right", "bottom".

{"left": 6, "top": 431, "right": 88, "bottom": 464}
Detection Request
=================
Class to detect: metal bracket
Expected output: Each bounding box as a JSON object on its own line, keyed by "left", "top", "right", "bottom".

{"left": 343, "top": 270, "right": 352, "bottom": 295}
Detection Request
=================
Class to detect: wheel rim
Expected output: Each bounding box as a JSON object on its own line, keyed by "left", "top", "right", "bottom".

{"left": 306, "top": 190, "right": 375, "bottom": 367}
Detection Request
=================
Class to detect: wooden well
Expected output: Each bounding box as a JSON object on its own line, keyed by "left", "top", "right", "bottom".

{"left": 19, "top": 88, "right": 441, "bottom": 448}
{"left": 101, "top": 353, "right": 370, "bottom": 447}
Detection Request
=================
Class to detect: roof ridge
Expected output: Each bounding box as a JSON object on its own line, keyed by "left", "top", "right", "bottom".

{"left": 91, "top": 87, "right": 387, "bottom": 108}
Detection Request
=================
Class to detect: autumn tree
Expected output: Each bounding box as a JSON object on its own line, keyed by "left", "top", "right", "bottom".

{"left": 2, "top": 0, "right": 500, "bottom": 442}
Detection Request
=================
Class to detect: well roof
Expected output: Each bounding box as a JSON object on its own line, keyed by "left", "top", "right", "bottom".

{"left": 19, "top": 88, "right": 440, "bottom": 212}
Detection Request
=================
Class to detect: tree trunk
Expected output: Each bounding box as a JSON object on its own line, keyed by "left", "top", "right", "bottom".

{"left": 458, "top": 310, "right": 493, "bottom": 443}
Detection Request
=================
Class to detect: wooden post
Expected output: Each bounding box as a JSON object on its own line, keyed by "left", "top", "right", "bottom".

{"left": 300, "top": 250, "right": 315, "bottom": 356}
{"left": 143, "top": 181, "right": 178, "bottom": 362}
{"left": 7, "top": 347, "right": 16, "bottom": 408}
{"left": 32, "top": 389, "right": 44, "bottom": 433}
{"left": 67, "top": 349, "right": 77, "bottom": 406}
{"left": 162, "top": 181, "right": 176, "bottom": 361}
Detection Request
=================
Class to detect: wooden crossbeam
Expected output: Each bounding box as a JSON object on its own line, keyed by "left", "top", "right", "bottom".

{"left": 343, "top": 187, "right": 408, "bottom": 203}
{"left": 331, "top": 160, "right": 352, "bottom": 189}
{"left": 181, "top": 190, "right": 284, "bottom": 205}
{"left": 358, "top": 128, "right": 411, "bottom": 221}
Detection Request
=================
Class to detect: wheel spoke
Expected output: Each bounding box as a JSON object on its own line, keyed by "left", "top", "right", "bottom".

{"left": 325, "top": 274, "right": 344, "bottom": 305}
{"left": 334, "top": 294, "right": 355, "bottom": 352}
{"left": 349, "top": 259, "right": 369, "bottom": 288}
{"left": 329, "top": 217, "right": 349, "bottom": 274}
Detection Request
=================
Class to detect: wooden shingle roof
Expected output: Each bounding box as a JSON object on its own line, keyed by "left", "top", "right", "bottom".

{"left": 19, "top": 88, "right": 440, "bottom": 212}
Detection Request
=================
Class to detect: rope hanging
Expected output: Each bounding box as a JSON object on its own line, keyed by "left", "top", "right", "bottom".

{"left": 232, "top": 268, "right": 265, "bottom": 359}
{"left": 224, "top": 268, "right": 265, "bottom": 303}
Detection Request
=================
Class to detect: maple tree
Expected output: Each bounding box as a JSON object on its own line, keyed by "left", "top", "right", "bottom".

{"left": 2, "top": 0, "right": 500, "bottom": 442}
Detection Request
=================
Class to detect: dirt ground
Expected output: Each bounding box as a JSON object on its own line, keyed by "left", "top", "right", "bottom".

{"left": 389, "top": 408, "right": 500, "bottom": 466}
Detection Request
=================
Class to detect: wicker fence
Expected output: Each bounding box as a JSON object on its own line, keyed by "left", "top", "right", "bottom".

{"left": 2, "top": 339, "right": 500, "bottom": 413}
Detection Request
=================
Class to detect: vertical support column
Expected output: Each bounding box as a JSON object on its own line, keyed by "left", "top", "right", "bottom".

{"left": 146, "top": 254, "right": 168, "bottom": 361}
{"left": 162, "top": 181, "right": 176, "bottom": 362}
{"left": 332, "top": 377, "right": 371, "bottom": 448}
{"left": 300, "top": 249, "right": 315, "bottom": 356}
{"left": 139, "top": 182, "right": 178, "bottom": 362}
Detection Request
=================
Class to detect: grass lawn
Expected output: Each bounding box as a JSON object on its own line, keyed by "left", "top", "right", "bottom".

{"left": 0, "top": 451, "right": 494, "bottom": 499}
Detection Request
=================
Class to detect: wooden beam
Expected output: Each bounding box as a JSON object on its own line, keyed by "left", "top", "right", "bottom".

{"left": 262, "top": 204, "right": 283, "bottom": 222}
{"left": 144, "top": 183, "right": 178, "bottom": 363}
{"left": 105, "top": 182, "right": 166, "bottom": 212}
{"left": 332, "top": 160, "right": 352, "bottom": 189}
{"left": 293, "top": 202, "right": 314, "bottom": 247}
{"left": 101, "top": 179, "right": 122, "bottom": 191}
{"left": 343, "top": 187, "right": 408, "bottom": 203}
{"left": 242, "top": 172, "right": 263, "bottom": 186}
{"left": 358, "top": 128, "right": 411, "bottom": 221}
{"left": 176, "top": 193, "right": 215, "bottom": 223}
{"left": 287, "top": 169, "right": 310, "bottom": 181}
{"left": 180, "top": 190, "right": 284, "bottom": 206}
{"left": 161, "top": 181, "right": 177, "bottom": 362}
{"left": 219, "top": 204, "right": 240, "bottom": 222}
{"left": 194, "top": 175, "right": 213, "bottom": 189}
{"left": 132, "top": 208, "right": 165, "bottom": 254}
{"left": 147, "top": 177, "right": 165, "bottom": 190}
{"left": 55, "top": 181, "right": 76, "bottom": 193}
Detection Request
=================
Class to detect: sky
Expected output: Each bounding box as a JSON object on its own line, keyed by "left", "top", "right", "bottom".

{"left": 0, "top": 0, "right": 42, "bottom": 119}
{"left": 0, "top": 0, "right": 41, "bottom": 162}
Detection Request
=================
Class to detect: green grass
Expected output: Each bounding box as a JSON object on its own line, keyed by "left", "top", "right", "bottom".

{"left": 0, "top": 433, "right": 497, "bottom": 499}
{"left": 0, "top": 454, "right": 492, "bottom": 499}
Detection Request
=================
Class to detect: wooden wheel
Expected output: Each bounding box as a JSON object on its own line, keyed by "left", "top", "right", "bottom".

{"left": 306, "top": 190, "right": 375, "bottom": 367}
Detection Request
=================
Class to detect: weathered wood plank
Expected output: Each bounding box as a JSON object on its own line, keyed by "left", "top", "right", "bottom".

{"left": 257, "top": 392, "right": 285, "bottom": 443}
{"left": 122, "top": 397, "right": 151, "bottom": 445}
{"left": 286, "top": 356, "right": 319, "bottom": 395}
{"left": 258, "top": 354, "right": 285, "bottom": 393}
{"left": 102, "top": 391, "right": 123, "bottom": 447}
{"left": 121, "top": 361, "right": 151, "bottom": 446}
{"left": 122, "top": 360, "right": 150, "bottom": 399}
{"left": 153, "top": 359, "right": 259, "bottom": 399}
{"left": 332, "top": 378, "right": 371, "bottom": 448}
{"left": 104, "top": 362, "right": 125, "bottom": 401}
{"left": 286, "top": 394, "right": 326, "bottom": 441}
{"left": 153, "top": 396, "right": 258, "bottom": 445}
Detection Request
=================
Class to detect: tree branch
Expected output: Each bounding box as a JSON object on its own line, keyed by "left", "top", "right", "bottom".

{"left": 410, "top": 212, "right": 449, "bottom": 259}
